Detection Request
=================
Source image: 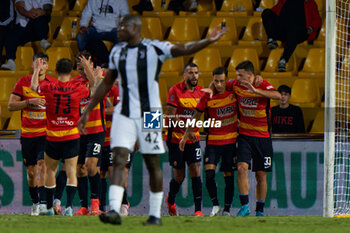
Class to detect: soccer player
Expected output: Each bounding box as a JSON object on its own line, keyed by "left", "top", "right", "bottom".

{"left": 164, "top": 63, "right": 204, "bottom": 216}
{"left": 78, "top": 14, "right": 227, "bottom": 225}
{"left": 30, "top": 58, "right": 90, "bottom": 216}
{"left": 179, "top": 67, "right": 238, "bottom": 216}
{"left": 8, "top": 53, "right": 55, "bottom": 215}
{"left": 227, "top": 61, "right": 280, "bottom": 217}
{"left": 72, "top": 51, "right": 107, "bottom": 216}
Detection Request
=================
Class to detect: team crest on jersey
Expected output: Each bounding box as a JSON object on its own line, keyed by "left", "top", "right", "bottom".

{"left": 240, "top": 97, "right": 258, "bottom": 108}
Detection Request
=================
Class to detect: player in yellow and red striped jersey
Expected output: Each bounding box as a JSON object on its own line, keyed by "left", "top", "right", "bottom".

{"left": 180, "top": 67, "right": 238, "bottom": 216}
{"left": 164, "top": 63, "right": 205, "bottom": 216}
{"left": 226, "top": 61, "right": 280, "bottom": 217}
{"left": 8, "top": 53, "right": 56, "bottom": 215}
{"left": 31, "top": 58, "right": 90, "bottom": 216}
{"left": 71, "top": 51, "right": 107, "bottom": 216}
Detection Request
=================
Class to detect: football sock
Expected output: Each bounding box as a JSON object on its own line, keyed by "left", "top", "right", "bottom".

{"left": 54, "top": 170, "right": 67, "bottom": 200}
{"left": 205, "top": 170, "right": 219, "bottom": 206}
{"left": 168, "top": 179, "right": 181, "bottom": 205}
{"left": 29, "top": 186, "right": 39, "bottom": 204}
{"left": 256, "top": 200, "right": 265, "bottom": 213}
{"left": 100, "top": 178, "right": 107, "bottom": 211}
{"left": 224, "top": 176, "right": 234, "bottom": 212}
{"left": 122, "top": 189, "right": 128, "bottom": 205}
{"left": 149, "top": 191, "right": 163, "bottom": 218}
{"left": 77, "top": 176, "right": 88, "bottom": 208}
{"left": 109, "top": 185, "right": 124, "bottom": 213}
{"left": 89, "top": 172, "right": 100, "bottom": 199}
{"left": 239, "top": 194, "right": 249, "bottom": 206}
{"left": 191, "top": 176, "right": 202, "bottom": 212}
{"left": 45, "top": 186, "right": 56, "bottom": 209}
{"left": 38, "top": 186, "right": 47, "bottom": 205}
{"left": 66, "top": 185, "right": 77, "bottom": 208}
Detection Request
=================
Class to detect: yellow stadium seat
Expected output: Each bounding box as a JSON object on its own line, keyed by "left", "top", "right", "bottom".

{"left": 261, "top": 49, "right": 297, "bottom": 78}
{"left": 217, "top": 0, "right": 254, "bottom": 16}
{"left": 289, "top": 79, "right": 321, "bottom": 108}
{"left": 52, "top": 0, "right": 70, "bottom": 16}
{"left": 159, "top": 74, "right": 183, "bottom": 90}
{"left": 192, "top": 48, "right": 222, "bottom": 72}
{"left": 161, "top": 57, "right": 184, "bottom": 73}
{"left": 298, "top": 48, "right": 325, "bottom": 78}
{"left": 102, "top": 41, "right": 114, "bottom": 51}
{"left": 206, "top": 17, "right": 238, "bottom": 45}
{"left": 315, "top": 0, "right": 325, "bottom": 17}
{"left": 55, "top": 17, "right": 80, "bottom": 42}
{"left": 15, "top": 47, "right": 34, "bottom": 71}
{"left": 259, "top": 0, "right": 277, "bottom": 9}
{"left": 314, "top": 20, "right": 325, "bottom": 47}
{"left": 143, "top": 0, "right": 175, "bottom": 16}
{"left": 167, "top": 18, "right": 200, "bottom": 43}
{"left": 158, "top": 78, "right": 168, "bottom": 106}
{"left": 179, "top": 0, "right": 216, "bottom": 16}
{"left": 309, "top": 109, "right": 324, "bottom": 133}
{"left": 141, "top": 17, "right": 163, "bottom": 40}
{"left": 69, "top": 0, "right": 88, "bottom": 16}
{"left": 227, "top": 48, "right": 260, "bottom": 77}
{"left": 0, "top": 77, "right": 19, "bottom": 126}
{"left": 7, "top": 111, "right": 21, "bottom": 130}
{"left": 46, "top": 47, "right": 73, "bottom": 74}
{"left": 0, "top": 70, "right": 30, "bottom": 78}
{"left": 199, "top": 72, "right": 213, "bottom": 88}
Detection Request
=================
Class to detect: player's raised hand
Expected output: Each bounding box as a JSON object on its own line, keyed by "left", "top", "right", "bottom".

{"left": 201, "top": 88, "right": 214, "bottom": 98}
{"left": 208, "top": 24, "right": 228, "bottom": 42}
{"left": 78, "top": 113, "right": 89, "bottom": 135}
{"left": 240, "top": 80, "right": 257, "bottom": 94}
{"left": 28, "top": 98, "right": 46, "bottom": 106}
{"left": 94, "top": 66, "right": 103, "bottom": 79}
{"left": 33, "top": 58, "right": 44, "bottom": 72}
{"left": 254, "top": 75, "right": 263, "bottom": 87}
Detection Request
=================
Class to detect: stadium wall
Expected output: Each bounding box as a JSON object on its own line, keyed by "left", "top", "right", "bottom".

{"left": 0, "top": 139, "right": 324, "bottom": 216}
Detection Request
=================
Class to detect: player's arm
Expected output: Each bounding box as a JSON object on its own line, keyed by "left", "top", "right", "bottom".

{"left": 105, "top": 98, "right": 114, "bottom": 115}
{"left": 78, "top": 69, "right": 117, "bottom": 133}
{"left": 240, "top": 80, "right": 281, "bottom": 100}
{"left": 166, "top": 105, "right": 182, "bottom": 123}
{"left": 179, "top": 110, "right": 202, "bottom": 151}
{"left": 30, "top": 58, "right": 42, "bottom": 92}
{"left": 79, "top": 55, "right": 98, "bottom": 89}
{"left": 170, "top": 25, "right": 227, "bottom": 57}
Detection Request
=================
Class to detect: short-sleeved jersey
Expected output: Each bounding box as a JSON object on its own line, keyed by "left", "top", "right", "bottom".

{"left": 37, "top": 79, "right": 90, "bottom": 141}
{"left": 103, "top": 85, "right": 120, "bottom": 147}
{"left": 109, "top": 38, "right": 174, "bottom": 118}
{"left": 71, "top": 75, "right": 107, "bottom": 135}
{"left": 165, "top": 81, "right": 204, "bottom": 144}
{"left": 12, "top": 75, "right": 55, "bottom": 138}
{"left": 227, "top": 79, "right": 275, "bottom": 138}
{"left": 196, "top": 91, "right": 238, "bottom": 145}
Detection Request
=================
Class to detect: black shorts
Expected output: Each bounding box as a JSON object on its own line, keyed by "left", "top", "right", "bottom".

{"left": 168, "top": 141, "right": 201, "bottom": 169}
{"left": 78, "top": 132, "right": 106, "bottom": 165}
{"left": 204, "top": 143, "right": 237, "bottom": 172}
{"left": 237, "top": 134, "right": 273, "bottom": 172}
{"left": 20, "top": 135, "right": 46, "bottom": 166}
{"left": 46, "top": 139, "right": 80, "bottom": 161}
{"left": 100, "top": 146, "right": 134, "bottom": 171}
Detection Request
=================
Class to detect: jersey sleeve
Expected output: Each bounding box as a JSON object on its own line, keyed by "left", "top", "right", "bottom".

{"left": 259, "top": 80, "right": 276, "bottom": 91}
{"left": 151, "top": 40, "right": 174, "bottom": 62}
{"left": 12, "top": 78, "right": 23, "bottom": 97}
{"left": 108, "top": 46, "right": 120, "bottom": 71}
{"left": 166, "top": 86, "right": 179, "bottom": 108}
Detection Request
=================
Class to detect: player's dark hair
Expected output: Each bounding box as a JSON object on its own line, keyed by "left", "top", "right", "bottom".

{"left": 75, "top": 50, "right": 92, "bottom": 64}
{"left": 278, "top": 85, "right": 291, "bottom": 94}
{"left": 56, "top": 58, "right": 73, "bottom": 75}
{"left": 184, "top": 62, "right": 198, "bottom": 71}
{"left": 235, "top": 60, "right": 255, "bottom": 74}
{"left": 212, "top": 67, "right": 228, "bottom": 77}
{"left": 33, "top": 52, "right": 49, "bottom": 62}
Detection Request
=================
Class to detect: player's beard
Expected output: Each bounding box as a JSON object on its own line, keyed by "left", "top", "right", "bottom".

{"left": 187, "top": 78, "right": 198, "bottom": 87}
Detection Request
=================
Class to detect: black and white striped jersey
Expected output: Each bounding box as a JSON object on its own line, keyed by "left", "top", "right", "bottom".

{"left": 109, "top": 38, "right": 174, "bottom": 118}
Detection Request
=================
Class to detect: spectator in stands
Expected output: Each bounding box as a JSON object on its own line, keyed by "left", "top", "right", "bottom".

{"left": 1, "top": 0, "right": 53, "bottom": 71}
{"left": 132, "top": 0, "right": 153, "bottom": 14}
{"left": 132, "top": 0, "right": 198, "bottom": 14}
{"left": 77, "top": 0, "right": 129, "bottom": 52}
{"left": 0, "top": 0, "right": 14, "bottom": 64}
{"left": 262, "top": 0, "right": 321, "bottom": 72}
{"left": 271, "top": 85, "right": 305, "bottom": 134}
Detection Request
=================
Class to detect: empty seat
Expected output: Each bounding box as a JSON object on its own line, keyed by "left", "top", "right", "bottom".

{"left": 7, "top": 111, "right": 21, "bottom": 130}
{"left": 141, "top": 17, "right": 163, "bottom": 40}
{"left": 192, "top": 48, "right": 222, "bottom": 72}
{"left": 143, "top": 0, "right": 175, "bottom": 16}
{"left": 199, "top": 72, "right": 213, "bottom": 88}
{"left": 0, "top": 77, "right": 19, "bottom": 126}
{"left": 298, "top": 48, "right": 325, "bottom": 78}
{"left": 46, "top": 47, "right": 73, "bottom": 73}
{"left": 179, "top": 0, "right": 216, "bottom": 16}
{"left": 161, "top": 57, "right": 184, "bottom": 73}
{"left": 55, "top": 17, "right": 80, "bottom": 41}
{"left": 69, "top": 0, "right": 88, "bottom": 16}
{"left": 158, "top": 78, "right": 168, "bottom": 106}
{"left": 15, "top": 47, "right": 34, "bottom": 71}
{"left": 167, "top": 18, "right": 200, "bottom": 43}
{"left": 52, "top": 0, "right": 70, "bottom": 16}
{"left": 309, "top": 109, "right": 324, "bottom": 133}
{"left": 228, "top": 48, "right": 260, "bottom": 76}
{"left": 159, "top": 74, "right": 183, "bottom": 90}
{"left": 206, "top": 17, "right": 238, "bottom": 45}
{"left": 289, "top": 79, "right": 321, "bottom": 108}
{"left": 261, "top": 49, "right": 297, "bottom": 78}
{"left": 217, "top": 0, "right": 254, "bottom": 16}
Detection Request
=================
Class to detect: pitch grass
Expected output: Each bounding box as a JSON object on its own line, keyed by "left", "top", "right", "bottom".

{"left": 1, "top": 215, "right": 350, "bottom": 233}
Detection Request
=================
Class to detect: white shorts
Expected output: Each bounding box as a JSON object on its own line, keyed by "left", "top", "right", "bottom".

{"left": 110, "top": 113, "right": 165, "bottom": 154}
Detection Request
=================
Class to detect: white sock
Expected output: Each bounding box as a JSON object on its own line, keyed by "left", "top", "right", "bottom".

{"left": 109, "top": 185, "right": 124, "bottom": 213}
{"left": 149, "top": 191, "right": 163, "bottom": 218}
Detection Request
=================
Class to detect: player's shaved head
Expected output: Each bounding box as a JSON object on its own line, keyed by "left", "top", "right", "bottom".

{"left": 122, "top": 14, "right": 142, "bottom": 32}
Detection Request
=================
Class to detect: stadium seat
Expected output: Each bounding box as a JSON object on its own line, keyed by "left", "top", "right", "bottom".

{"left": 161, "top": 57, "right": 184, "bottom": 73}
{"left": 102, "top": 41, "right": 114, "bottom": 51}
{"left": 298, "top": 48, "right": 325, "bottom": 78}
{"left": 15, "top": 47, "right": 34, "bottom": 71}
{"left": 315, "top": 0, "right": 325, "bottom": 17}
{"left": 158, "top": 78, "right": 168, "bottom": 106}
{"left": 192, "top": 48, "right": 222, "bottom": 72}
{"left": 167, "top": 18, "right": 200, "bottom": 43}
{"left": 46, "top": 47, "right": 73, "bottom": 75}
{"left": 309, "top": 109, "right": 324, "bottom": 134}
{"left": 159, "top": 74, "right": 183, "bottom": 90}
{"left": 7, "top": 111, "right": 21, "bottom": 130}
{"left": 69, "top": 0, "right": 88, "bottom": 16}
{"left": 141, "top": 17, "right": 163, "bottom": 40}
{"left": 227, "top": 48, "right": 260, "bottom": 77}
{"left": 179, "top": 0, "right": 216, "bottom": 16}
{"left": 289, "top": 79, "right": 321, "bottom": 108}
{"left": 55, "top": 17, "right": 80, "bottom": 42}
{"left": 0, "top": 77, "right": 19, "bottom": 127}
{"left": 314, "top": 20, "right": 325, "bottom": 47}
{"left": 261, "top": 49, "right": 297, "bottom": 78}
{"left": 0, "top": 70, "right": 30, "bottom": 78}
{"left": 199, "top": 72, "right": 213, "bottom": 88}
{"left": 52, "top": 0, "right": 70, "bottom": 16}
{"left": 217, "top": 0, "right": 254, "bottom": 16}
{"left": 254, "top": 0, "right": 278, "bottom": 16}
{"left": 143, "top": 0, "right": 175, "bottom": 16}
{"left": 205, "top": 17, "right": 238, "bottom": 46}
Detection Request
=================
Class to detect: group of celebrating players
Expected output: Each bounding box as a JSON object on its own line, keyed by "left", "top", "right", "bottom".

{"left": 8, "top": 14, "right": 280, "bottom": 225}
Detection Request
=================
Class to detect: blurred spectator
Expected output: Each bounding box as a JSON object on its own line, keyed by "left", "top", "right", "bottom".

{"left": 132, "top": 0, "right": 153, "bottom": 14}
{"left": 271, "top": 85, "right": 305, "bottom": 134}
{"left": 0, "top": 0, "right": 14, "bottom": 63}
{"left": 1, "top": 0, "right": 52, "bottom": 71}
{"left": 77, "top": 0, "right": 129, "bottom": 51}
{"left": 262, "top": 0, "right": 321, "bottom": 72}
